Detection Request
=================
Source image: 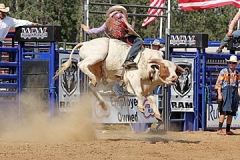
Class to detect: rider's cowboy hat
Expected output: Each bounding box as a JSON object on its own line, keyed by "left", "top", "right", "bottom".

{"left": 0, "top": 4, "right": 9, "bottom": 13}
{"left": 106, "top": 5, "right": 141, "bottom": 37}
{"left": 225, "top": 55, "right": 239, "bottom": 63}
{"left": 106, "top": 5, "right": 127, "bottom": 18}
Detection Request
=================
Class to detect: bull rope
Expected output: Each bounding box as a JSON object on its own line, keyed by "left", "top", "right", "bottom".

{"left": 104, "top": 31, "right": 111, "bottom": 38}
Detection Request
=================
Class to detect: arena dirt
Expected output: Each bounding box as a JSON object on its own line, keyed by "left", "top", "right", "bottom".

{"left": 0, "top": 94, "right": 239, "bottom": 160}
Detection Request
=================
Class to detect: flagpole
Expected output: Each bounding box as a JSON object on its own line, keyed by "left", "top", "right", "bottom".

{"left": 159, "top": 12, "right": 163, "bottom": 38}
{"left": 238, "top": 8, "right": 240, "bottom": 30}
{"left": 164, "top": 0, "right": 171, "bottom": 132}
{"left": 83, "top": 0, "right": 90, "bottom": 93}
{"left": 84, "top": 0, "right": 89, "bottom": 42}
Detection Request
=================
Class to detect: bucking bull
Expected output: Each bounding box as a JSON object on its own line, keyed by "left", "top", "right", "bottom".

{"left": 54, "top": 37, "right": 184, "bottom": 121}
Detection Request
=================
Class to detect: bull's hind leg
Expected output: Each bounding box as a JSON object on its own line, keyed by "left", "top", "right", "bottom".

{"left": 147, "top": 95, "right": 162, "bottom": 121}
{"left": 89, "top": 83, "right": 108, "bottom": 111}
{"left": 78, "top": 58, "right": 102, "bottom": 87}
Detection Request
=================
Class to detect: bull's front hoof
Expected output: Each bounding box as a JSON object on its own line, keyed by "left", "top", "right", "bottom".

{"left": 99, "top": 101, "right": 108, "bottom": 111}
{"left": 155, "top": 114, "right": 163, "bottom": 121}
{"left": 90, "top": 79, "right": 97, "bottom": 87}
{"left": 138, "top": 107, "right": 144, "bottom": 113}
{"left": 92, "top": 82, "right": 97, "bottom": 87}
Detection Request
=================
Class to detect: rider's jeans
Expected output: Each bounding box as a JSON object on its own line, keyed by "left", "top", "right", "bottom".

{"left": 220, "top": 30, "right": 240, "bottom": 47}
{"left": 220, "top": 34, "right": 231, "bottom": 48}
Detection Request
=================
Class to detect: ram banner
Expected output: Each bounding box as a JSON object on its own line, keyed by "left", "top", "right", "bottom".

{"left": 58, "top": 53, "right": 81, "bottom": 112}
{"left": 171, "top": 58, "right": 194, "bottom": 112}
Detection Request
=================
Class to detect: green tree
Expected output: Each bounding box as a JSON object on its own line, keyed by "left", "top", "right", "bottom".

{"left": 1, "top": 0, "right": 240, "bottom": 42}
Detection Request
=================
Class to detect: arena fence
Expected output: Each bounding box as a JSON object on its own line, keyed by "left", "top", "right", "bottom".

{"left": 1, "top": 29, "right": 239, "bottom": 131}
{"left": 145, "top": 34, "right": 240, "bottom": 131}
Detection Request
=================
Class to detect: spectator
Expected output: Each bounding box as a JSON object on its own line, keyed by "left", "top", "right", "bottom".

{"left": 215, "top": 55, "right": 240, "bottom": 135}
{"left": 151, "top": 39, "right": 164, "bottom": 57}
{"left": 0, "top": 3, "right": 39, "bottom": 60}
{"left": 216, "top": 10, "right": 240, "bottom": 53}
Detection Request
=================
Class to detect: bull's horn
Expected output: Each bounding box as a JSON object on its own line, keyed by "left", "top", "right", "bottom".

{"left": 176, "top": 65, "right": 185, "bottom": 73}
{"left": 148, "top": 58, "right": 162, "bottom": 64}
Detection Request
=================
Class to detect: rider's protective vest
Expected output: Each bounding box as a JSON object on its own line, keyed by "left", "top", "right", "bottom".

{"left": 105, "top": 16, "right": 128, "bottom": 39}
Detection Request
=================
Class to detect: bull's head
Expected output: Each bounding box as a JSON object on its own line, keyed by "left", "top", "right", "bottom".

{"left": 148, "top": 58, "right": 185, "bottom": 85}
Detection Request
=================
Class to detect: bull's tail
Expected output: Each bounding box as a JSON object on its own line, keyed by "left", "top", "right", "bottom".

{"left": 53, "top": 42, "right": 84, "bottom": 79}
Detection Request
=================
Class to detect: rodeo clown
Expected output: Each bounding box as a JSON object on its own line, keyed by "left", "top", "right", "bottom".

{"left": 215, "top": 55, "right": 240, "bottom": 135}
{"left": 81, "top": 5, "right": 143, "bottom": 69}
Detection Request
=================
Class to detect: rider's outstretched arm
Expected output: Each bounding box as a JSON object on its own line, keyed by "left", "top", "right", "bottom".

{"left": 81, "top": 23, "right": 107, "bottom": 35}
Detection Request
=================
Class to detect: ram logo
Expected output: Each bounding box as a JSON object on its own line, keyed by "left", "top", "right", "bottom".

{"left": 61, "top": 58, "right": 78, "bottom": 96}
{"left": 173, "top": 62, "right": 192, "bottom": 97}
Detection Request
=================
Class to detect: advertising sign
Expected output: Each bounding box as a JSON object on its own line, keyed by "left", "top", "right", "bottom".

{"left": 170, "top": 58, "right": 194, "bottom": 112}
{"left": 58, "top": 53, "right": 81, "bottom": 112}
{"left": 92, "top": 95, "right": 159, "bottom": 123}
{"left": 206, "top": 104, "right": 240, "bottom": 129}
{"left": 169, "top": 33, "right": 208, "bottom": 48}
{"left": 15, "top": 25, "right": 62, "bottom": 42}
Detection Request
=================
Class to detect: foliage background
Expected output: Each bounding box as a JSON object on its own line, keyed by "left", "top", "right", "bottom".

{"left": 2, "top": 0, "right": 239, "bottom": 42}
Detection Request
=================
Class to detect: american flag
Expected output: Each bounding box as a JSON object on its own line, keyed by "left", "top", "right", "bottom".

{"left": 178, "top": 0, "right": 240, "bottom": 11}
{"left": 142, "top": 0, "right": 165, "bottom": 27}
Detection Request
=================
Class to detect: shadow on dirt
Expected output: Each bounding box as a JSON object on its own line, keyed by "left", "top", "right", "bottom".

{"left": 107, "top": 135, "right": 201, "bottom": 144}
{"left": 143, "top": 137, "right": 201, "bottom": 144}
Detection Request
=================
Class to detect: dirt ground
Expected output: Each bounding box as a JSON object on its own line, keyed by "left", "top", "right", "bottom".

{"left": 0, "top": 124, "right": 240, "bottom": 160}
{"left": 0, "top": 96, "right": 239, "bottom": 160}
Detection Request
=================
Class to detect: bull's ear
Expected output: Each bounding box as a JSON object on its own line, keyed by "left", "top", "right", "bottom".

{"left": 150, "top": 64, "right": 159, "bottom": 70}
{"left": 149, "top": 64, "right": 159, "bottom": 82}
{"left": 149, "top": 58, "right": 162, "bottom": 71}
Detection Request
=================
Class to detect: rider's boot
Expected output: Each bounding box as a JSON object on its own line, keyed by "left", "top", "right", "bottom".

{"left": 216, "top": 34, "right": 232, "bottom": 53}
{"left": 123, "top": 57, "right": 137, "bottom": 68}
{"left": 216, "top": 45, "right": 224, "bottom": 53}
{"left": 122, "top": 38, "right": 141, "bottom": 69}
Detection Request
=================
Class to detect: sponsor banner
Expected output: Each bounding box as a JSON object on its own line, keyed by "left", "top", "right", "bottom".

{"left": 206, "top": 104, "right": 240, "bottom": 129}
{"left": 92, "top": 95, "right": 158, "bottom": 123}
{"left": 58, "top": 53, "right": 81, "bottom": 112}
{"left": 15, "top": 26, "right": 62, "bottom": 42}
{"left": 169, "top": 33, "right": 208, "bottom": 48}
{"left": 170, "top": 58, "right": 194, "bottom": 112}
{"left": 170, "top": 96, "right": 194, "bottom": 112}
{"left": 20, "top": 27, "right": 48, "bottom": 39}
{"left": 170, "top": 35, "right": 196, "bottom": 47}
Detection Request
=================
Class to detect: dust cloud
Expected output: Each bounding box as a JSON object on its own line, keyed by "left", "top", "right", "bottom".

{"left": 0, "top": 94, "right": 97, "bottom": 143}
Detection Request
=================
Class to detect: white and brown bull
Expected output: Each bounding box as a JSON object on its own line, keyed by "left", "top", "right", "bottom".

{"left": 54, "top": 37, "right": 184, "bottom": 121}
